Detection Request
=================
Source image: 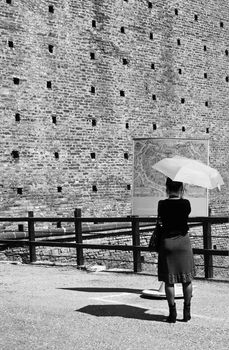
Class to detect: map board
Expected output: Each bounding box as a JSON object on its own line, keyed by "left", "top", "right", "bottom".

{"left": 133, "top": 138, "right": 209, "bottom": 217}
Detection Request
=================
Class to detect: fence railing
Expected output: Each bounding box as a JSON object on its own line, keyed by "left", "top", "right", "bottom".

{"left": 0, "top": 209, "right": 228, "bottom": 279}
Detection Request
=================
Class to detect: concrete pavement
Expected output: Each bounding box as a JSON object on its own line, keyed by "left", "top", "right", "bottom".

{"left": 0, "top": 262, "right": 228, "bottom": 350}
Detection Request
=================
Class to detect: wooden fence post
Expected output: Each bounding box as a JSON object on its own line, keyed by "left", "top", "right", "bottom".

{"left": 74, "top": 208, "right": 84, "bottom": 266}
{"left": 203, "top": 220, "right": 213, "bottom": 279}
{"left": 131, "top": 216, "right": 141, "bottom": 273}
{"left": 28, "top": 211, "right": 36, "bottom": 263}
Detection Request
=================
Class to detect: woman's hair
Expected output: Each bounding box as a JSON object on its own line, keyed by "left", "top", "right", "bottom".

{"left": 166, "top": 177, "right": 183, "bottom": 194}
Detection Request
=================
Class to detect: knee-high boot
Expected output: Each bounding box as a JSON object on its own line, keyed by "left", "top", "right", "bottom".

{"left": 183, "top": 302, "right": 191, "bottom": 322}
{"left": 167, "top": 303, "right": 177, "bottom": 323}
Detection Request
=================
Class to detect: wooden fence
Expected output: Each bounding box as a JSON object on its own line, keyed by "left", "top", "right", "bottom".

{"left": 0, "top": 209, "right": 228, "bottom": 279}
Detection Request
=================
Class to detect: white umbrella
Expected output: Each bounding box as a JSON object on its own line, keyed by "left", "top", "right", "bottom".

{"left": 152, "top": 156, "right": 224, "bottom": 189}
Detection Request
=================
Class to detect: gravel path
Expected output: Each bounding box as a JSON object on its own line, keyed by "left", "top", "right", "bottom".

{"left": 0, "top": 262, "right": 228, "bottom": 350}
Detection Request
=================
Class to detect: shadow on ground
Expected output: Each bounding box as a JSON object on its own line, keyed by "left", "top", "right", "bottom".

{"left": 58, "top": 287, "right": 167, "bottom": 299}
{"left": 58, "top": 287, "right": 143, "bottom": 294}
{"left": 76, "top": 304, "right": 167, "bottom": 322}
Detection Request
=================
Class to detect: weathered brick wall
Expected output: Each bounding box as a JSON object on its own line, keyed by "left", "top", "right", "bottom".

{"left": 0, "top": 0, "right": 229, "bottom": 280}
{"left": 0, "top": 0, "right": 229, "bottom": 220}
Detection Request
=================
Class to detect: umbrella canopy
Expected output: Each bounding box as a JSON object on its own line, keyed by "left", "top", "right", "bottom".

{"left": 152, "top": 156, "right": 224, "bottom": 189}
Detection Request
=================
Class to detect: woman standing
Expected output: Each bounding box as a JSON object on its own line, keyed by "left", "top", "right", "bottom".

{"left": 157, "top": 178, "right": 195, "bottom": 323}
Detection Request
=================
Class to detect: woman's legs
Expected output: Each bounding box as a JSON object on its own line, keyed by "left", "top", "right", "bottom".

{"left": 182, "top": 281, "right": 192, "bottom": 305}
{"left": 165, "top": 283, "right": 177, "bottom": 323}
{"left": 165, "top": 283, "right": 175, "bottom": 305}
{"left": 165, "top": 281, "right": 192, "bottom": 304}
{"left": 182, "top": 281, "right": 192, "bottom": 321}
{"left": 165, "top": 282, "right": 193, "bottom": 322}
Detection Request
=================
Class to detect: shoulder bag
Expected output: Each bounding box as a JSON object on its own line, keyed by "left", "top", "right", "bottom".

{"left": 148, "top": 217, "right": 163, "bottom": 252}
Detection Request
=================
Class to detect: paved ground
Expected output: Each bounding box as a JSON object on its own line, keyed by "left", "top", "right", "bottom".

{"left": 0, "top": 262, "right": 228, "bottom": 350}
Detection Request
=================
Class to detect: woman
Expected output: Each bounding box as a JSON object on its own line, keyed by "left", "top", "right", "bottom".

{"left": 157, "top": 177, "right": 195, "bottom": 323}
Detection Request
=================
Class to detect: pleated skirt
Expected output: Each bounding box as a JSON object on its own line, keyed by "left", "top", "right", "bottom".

{"left": 158, "top": 233, "right": 196, "bottom": 284}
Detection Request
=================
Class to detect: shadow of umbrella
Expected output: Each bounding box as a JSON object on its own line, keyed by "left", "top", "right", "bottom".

{"left": 76, "top": 304, "right": 167, "bottom": 323}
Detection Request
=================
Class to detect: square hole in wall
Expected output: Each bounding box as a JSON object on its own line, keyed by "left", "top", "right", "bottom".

{"left": 206, "top": 127, "right": 209, "bottom": 133}
{"left": 182, "top": 126, "right": 186, "bottom": 132}
{"left": 181, "top": 98, "right": 185, "bottom": 103}
{"left": 225, "top": 49, "right": 228, "bottom": 56}
{"left": 91, "top": 86, "right": 95, "bottom": 94}
{"left": 52, "top": 116, "right": 56, "bottom": 124}
{"left": 124, "top": 152, "right": 129, "bottom": 159}
{"left": 148, "top": 2, "right": 152, "bottom": 9}
{"left": 121, "top": 27, "right": 125, "bottom": 33}
{"left": 92, "top": 20, "right": 96, "bottom": 28}
{"left": 15, "top": 113, "right": 20, "bottom": 122}
{"left": 6, "top": 0, "right": 12, "bottom": 4}
{"left": 57, "top": 186, "right": 62, "bottom": 193}
{"left": 125, "top": 122, "right": 129, "bottom": 129}
{"left": 120, "top": 90, "right": 125, "bottom": 97}
{"left": 13, "top": 77, "right": 20, "bottom": 85}
{"left": 151, "top": 63, "right": 155, "bottom": 69}
{"left": 174, "top": 9, "right": 178, "bottom": 15}
{"left": 17, "top": 188, "right": 23, "bottom": 195}
{"left": 92, "top": 118, "right": 97, "bottom": 126}
{"left": 226, "top": 76, "right": 229, "bottom": 82}
{"left": 49, "top": 5, "right": 54, "bottom": 13}
{"left": 123, "top": 58, "right": 128, "bottom": 65}
{"left": 54, "top": 152, "right": 59, "bottom": 159}
{"left": 204, "top": 73, "right": 207, "bottom": 79}
{"left": 152, "top": 94, "right": 156, "bottom": 100}
{"left": 204, "top": 45, "right": 207, "bottom": 51}
{"left": 220, "top": 21, "right": 224, "bottom": 28}
{"left": 91, "top": 152, "right": 96, "bottom": 159}
{"left": 92, "top": 185, "right": 97, "bottom": 192}
{"left": 90, "top": 52, "right": 95, "bottom": 59}
{"left": 48, "top": 44, "right": 54, "bottom": 53}
{"left": 8, "top": 40, "right": 14, "bottom": 48}
{"left": 153, "top": 123, "right": 157, "bottom": 130}
{"left": 127, "top": 184, "right": 131, "bottom": 190}
{"left": 11, "top": 150, "right": 19, "bottom": 159}
{"left": 178, "top": 68, "right": 182, "bottom": 74}
{"left": 47, "top": 81, "right": 52, "bottom": 89}
{"left": 194, "top": 14, "right": 198, "bottom": 21}
{"left": 177, "top": 39, "right": 181, "bottom": 46}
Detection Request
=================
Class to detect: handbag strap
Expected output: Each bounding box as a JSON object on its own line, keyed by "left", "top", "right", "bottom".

{"left": 157, "top": 201, "right": 162, "bottom": 225}
{"left": 156, "top": 206, "right": 162, "bottom": 225}
{"left": 156, "top": 215, "right": 160, "bottom": 226}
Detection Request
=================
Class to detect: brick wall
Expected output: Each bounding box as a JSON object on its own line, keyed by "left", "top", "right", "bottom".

{"left": 0, "top": 1, "right": 228, "bottom": 233}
